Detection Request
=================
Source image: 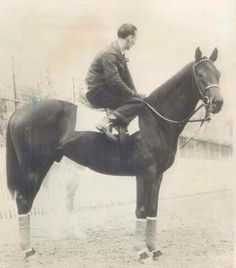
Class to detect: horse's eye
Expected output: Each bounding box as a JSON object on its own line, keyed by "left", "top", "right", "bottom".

{"left": 197, "top": 70, "right": 206, "bottom": 78}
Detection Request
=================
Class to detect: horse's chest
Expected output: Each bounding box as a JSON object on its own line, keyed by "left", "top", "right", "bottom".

{"left": 138, "top": 140, "right": 177, "bottom": 173}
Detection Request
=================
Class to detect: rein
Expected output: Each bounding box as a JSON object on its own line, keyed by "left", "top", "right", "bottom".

{"left": 138, "top": 59, "right": 221, "bottom": 150}
{"left": 140, "top": 98, "right": 210, "bottom": 151}
{"left": 140, "top": 59, "right": 221, "bottom": 125}
{"left": 140, "top": 99, "right": 210, "bottom": 125}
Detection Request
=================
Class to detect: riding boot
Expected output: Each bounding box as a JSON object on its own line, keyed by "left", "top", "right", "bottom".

{"left": 18, "top": 213, "right": 36, "bottom": 258}
{"left": 96, "top": 114, "right": 118, "bottom": 142}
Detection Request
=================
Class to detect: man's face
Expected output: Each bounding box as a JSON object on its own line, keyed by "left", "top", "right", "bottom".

{"left": 124, "top": 33, "right": 137, "bottom": 50}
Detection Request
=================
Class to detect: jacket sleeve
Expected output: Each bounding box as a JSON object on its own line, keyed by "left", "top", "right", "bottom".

{"left": 100, "top": 54, "right": 135, "bottom": 96}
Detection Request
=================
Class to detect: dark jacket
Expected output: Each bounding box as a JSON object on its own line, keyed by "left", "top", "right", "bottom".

{"left": 85, "top": 41, "right": 137, "bottom": 96}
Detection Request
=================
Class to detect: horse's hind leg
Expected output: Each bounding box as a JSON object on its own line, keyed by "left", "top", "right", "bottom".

{"left": 16, "top": 160, "right": 54, "bottom": 258}
{"left": 17, "top": 205, "right": 34, "bottom": 258}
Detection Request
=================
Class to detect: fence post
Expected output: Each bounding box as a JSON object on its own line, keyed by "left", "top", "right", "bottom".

{"left": 12, "top": 56, "right": 17, "bottom": 110}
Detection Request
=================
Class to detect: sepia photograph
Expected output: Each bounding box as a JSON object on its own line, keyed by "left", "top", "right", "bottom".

{"left": 0, "top": 0, "right": 235, "bottom": 267}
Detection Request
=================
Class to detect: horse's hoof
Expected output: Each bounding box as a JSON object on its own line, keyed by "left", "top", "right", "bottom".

{"left": 24, "top": 248, "right": 36, "bottom": 259}
{"left": 136, "top": 248, "right": 151, "bottom": 263}
{"left": 152, "top": 249, "right": 163, "bottom": 261}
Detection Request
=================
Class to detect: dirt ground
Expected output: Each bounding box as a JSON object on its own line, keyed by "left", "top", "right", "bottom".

{"left": 0, "top": 188, "right": 233, "bottom": 268}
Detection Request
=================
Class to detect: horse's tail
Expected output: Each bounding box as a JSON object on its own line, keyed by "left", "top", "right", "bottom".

{"left": 6, "top": 121, "right": 20, "bottom": 198}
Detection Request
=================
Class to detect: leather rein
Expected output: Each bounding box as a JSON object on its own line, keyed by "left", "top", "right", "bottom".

{"left": 140, "top": 59, "right": 220, "bottom": 126}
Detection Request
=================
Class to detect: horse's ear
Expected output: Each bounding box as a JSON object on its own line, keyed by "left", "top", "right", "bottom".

{"left": 195, "top": 47, "right": 202, "bottom": 62}
{"left": 209, "top": 47, "right": 218, "bottom": 62}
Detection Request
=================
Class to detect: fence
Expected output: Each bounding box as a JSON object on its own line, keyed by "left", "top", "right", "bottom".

{"left": 178, "top": 136, "right": 232, "bottom": 160}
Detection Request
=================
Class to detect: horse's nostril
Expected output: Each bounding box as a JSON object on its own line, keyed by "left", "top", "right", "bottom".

{"left": 212, "top": 98, "right": 223, "bottom": 113}
{"left": 218, "top": 100, "right": 223, "bottom": 107}
{"left": 213, "top": 98, "right": 223, "bottom": 106}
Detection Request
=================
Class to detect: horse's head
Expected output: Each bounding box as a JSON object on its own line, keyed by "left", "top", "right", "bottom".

{"left": 193, "top": 47, "right": 223, "bottom": 114}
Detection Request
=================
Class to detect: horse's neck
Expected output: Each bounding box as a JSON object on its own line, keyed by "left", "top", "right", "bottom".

{"left": 154, "top": 66, "right": 199, "bottom": 124}
{"left": 140, "top": 64, "right": 199, "bottom": 148}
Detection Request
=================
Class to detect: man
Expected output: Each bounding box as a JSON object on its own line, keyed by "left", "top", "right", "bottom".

{"left": 85, "top": 23, "right": 144, "bottom": 141}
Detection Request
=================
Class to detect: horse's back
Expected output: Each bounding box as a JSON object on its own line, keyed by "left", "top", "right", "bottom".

{"left": 9, "top": 99, "right": 76, "bottom": 127}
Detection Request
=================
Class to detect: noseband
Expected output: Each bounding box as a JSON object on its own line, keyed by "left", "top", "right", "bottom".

{"left": 192, "top": 59, "right": 220, "bottom": 106}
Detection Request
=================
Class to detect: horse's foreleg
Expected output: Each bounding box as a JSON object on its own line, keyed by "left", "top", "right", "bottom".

{"left": 145, "top": 173, "right": 163, "bottom": 260}
{"left": 134, "top": 176, "right": 147, "bottom": 252}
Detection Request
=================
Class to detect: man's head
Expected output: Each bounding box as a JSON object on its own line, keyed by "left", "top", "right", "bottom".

{"left": 117, "top": 23, "right": 137, "bottom": 50}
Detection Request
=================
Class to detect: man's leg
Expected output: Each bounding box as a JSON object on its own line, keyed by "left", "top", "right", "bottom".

{"left": 97, "top": 100, "right": 143, "bottom": 141}
{"left": 86, "top": 89, "right": 143, "bottom": 140}
{"left": 111, "top": 100, "right": 144, "bottom": 125}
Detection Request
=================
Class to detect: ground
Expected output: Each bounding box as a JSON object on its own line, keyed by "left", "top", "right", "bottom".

{"left": 0, "top": 188, "right": 233, "bottom": 268}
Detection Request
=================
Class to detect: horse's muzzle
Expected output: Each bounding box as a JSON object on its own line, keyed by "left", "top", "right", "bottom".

{"left": 210, "top": 97, "right": 223, "bottom": 114}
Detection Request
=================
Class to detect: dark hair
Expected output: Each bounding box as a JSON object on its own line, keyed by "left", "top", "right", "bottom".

{"left": 117, "top": 23, "right": 137, "bottom": 39}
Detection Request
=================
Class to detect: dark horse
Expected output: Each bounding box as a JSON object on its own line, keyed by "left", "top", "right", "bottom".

{"left": 6, "top": 48, "right": 223, "bottom": 260}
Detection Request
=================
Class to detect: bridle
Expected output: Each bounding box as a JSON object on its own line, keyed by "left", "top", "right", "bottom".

{"left": 141, "top": 58, "right": 220, "bottom": 125}
{"left": 139, "top": 58, "right": 221, "bottom": 150}
{"left": 192, "top": 58, "right": 220, "bottom": 107}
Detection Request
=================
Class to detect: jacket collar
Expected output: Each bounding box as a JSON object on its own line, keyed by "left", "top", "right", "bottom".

{"left": 117, "top": 40, "right": 125, "bottom": 55}
{"left": 112, "top": 41, "right": 125, "bottom": 60}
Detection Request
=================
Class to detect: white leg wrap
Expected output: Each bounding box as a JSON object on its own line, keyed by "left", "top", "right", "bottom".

{"left": 18, "top": 214, "right": 31, "bottom": 252}
{"left": 134, "top": 218, "right": 146, "bottom": 251}
{"left": 145, "top": 217, "right": 157, "bottom": 252}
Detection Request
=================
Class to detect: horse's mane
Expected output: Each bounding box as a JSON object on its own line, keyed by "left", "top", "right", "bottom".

{"left": 147, "top": 61, "right": 194, "bottom": 104}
